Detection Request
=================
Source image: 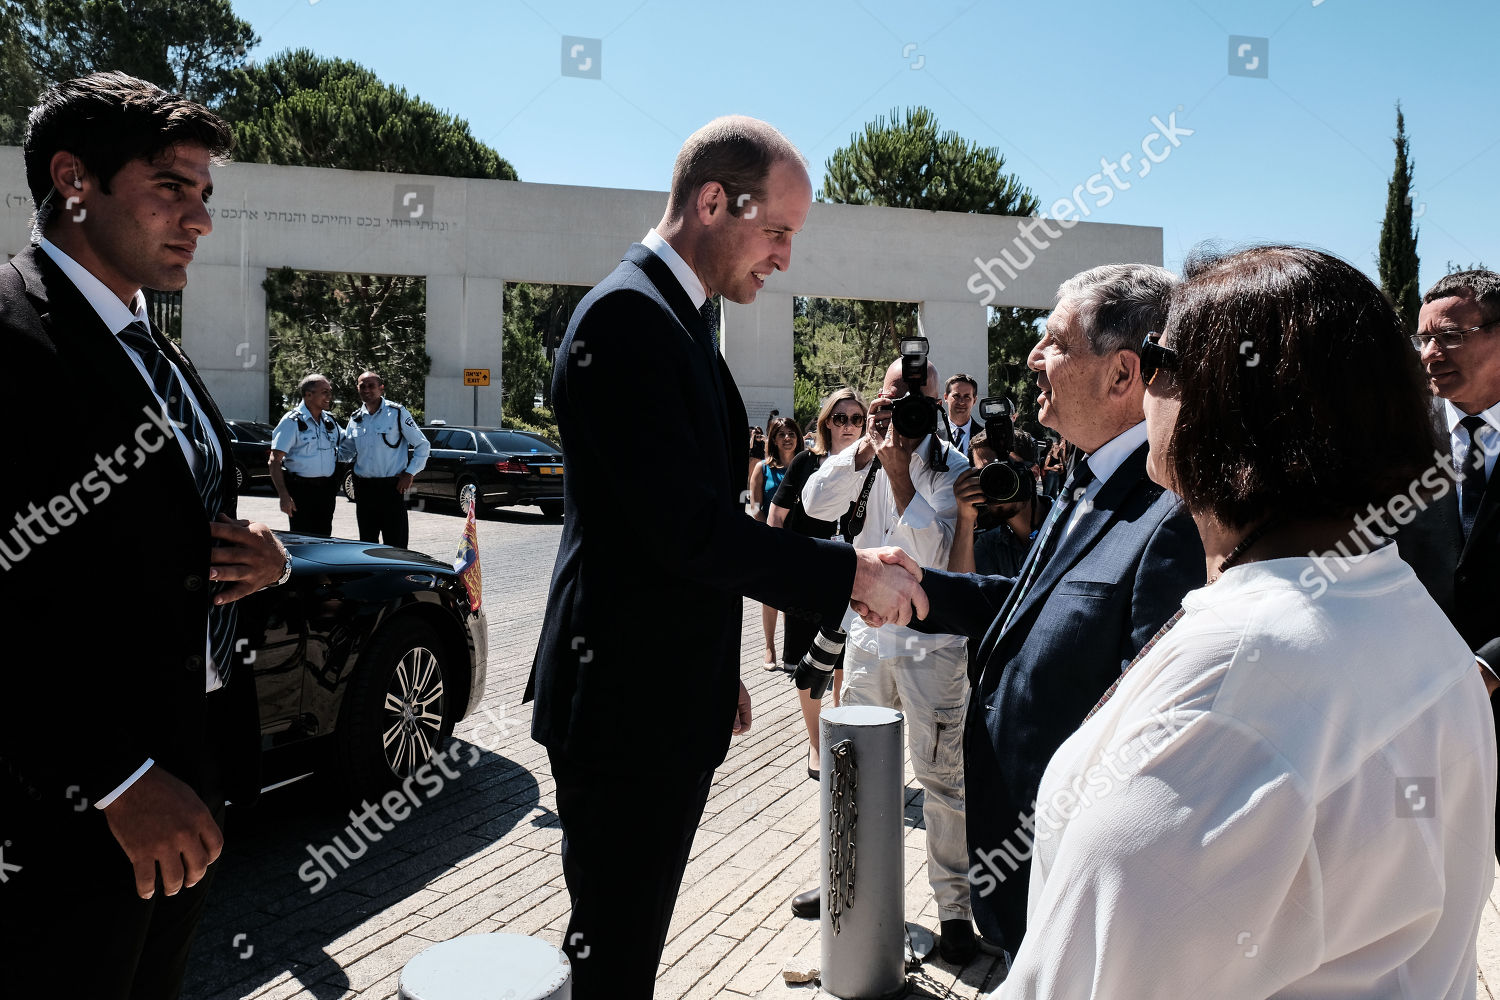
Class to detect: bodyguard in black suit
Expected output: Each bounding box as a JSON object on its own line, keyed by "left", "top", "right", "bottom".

{"left": 1410, "top": 272, "right": 1500, "bottom": 856}
{"left": 527, "top": 116, "right": 929, "bottom": 998}
{"left": 872, "top": 265, "right": 1206, "bottom": 955}
{"left": 0, "top": 73, "right": 288, "bottom": 999}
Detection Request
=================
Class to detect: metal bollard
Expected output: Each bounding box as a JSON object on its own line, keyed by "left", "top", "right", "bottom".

{"left": 398, "top": 933, "right": 570, "bottom": 1000}
{"left": 819, "top": 704, "right": 906, "bottom": 999}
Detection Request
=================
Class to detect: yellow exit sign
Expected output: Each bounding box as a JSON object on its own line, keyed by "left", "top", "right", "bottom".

{"left": 463, "top": 369, "right": 490, "bottom": 386}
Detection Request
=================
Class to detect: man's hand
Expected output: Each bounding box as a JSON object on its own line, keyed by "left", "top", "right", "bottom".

{"left": 952, "top": 468, "right": 984, "bottom": 528}
{"left": 278, "top": 494, "right": 297, "bottom": 516}
{"left": 851, "top": 546, "right": 928, "bottom": 627}
{"left": 397, "top": 472, "right": 414, "bottom": 494}
{"left": 732, "top": 680, "right": 753, "bottom": 734}
{"left": 1479, "top": 659, "right": 1500, "bottom": 698}
{"left": 209, "top": 515, "right": 288, "bottom": 603}
{"left": 102, "top": 766, "right": 222, "bottom": 899}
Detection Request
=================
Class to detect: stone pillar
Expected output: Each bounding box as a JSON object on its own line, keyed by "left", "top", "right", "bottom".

{"left": 918, "top": 299, "right": 991, "bottom": 398}
{"left": 722, "top": 290, "right": 793, "bottom": 428}
{"left": 181, "top": 263, "right": 268, "bottom": 421}
{"left": 426, "top": 275, "right": 505, "bottom": 426}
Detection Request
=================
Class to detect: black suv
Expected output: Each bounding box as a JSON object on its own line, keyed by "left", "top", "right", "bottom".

{"left": 413, "top": 425, "right": 564, "bottom": 516}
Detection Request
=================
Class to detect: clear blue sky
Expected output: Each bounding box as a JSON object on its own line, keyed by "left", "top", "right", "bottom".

{"left": 234, "top": 0, "right": 1497, "bottom": 293}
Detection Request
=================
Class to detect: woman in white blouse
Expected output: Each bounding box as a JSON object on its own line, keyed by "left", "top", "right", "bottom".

{"left": 998, "top": 246, "right": 1496, "bottom": 999}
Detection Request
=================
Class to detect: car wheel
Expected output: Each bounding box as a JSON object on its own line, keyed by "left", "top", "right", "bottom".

{"left": 457, "top": 479, "right": 478, "bottom": 515}
{"left": 540, "top": 500, "right": 563, "bottom": 517}
{"left": 338, "top": 619, "right": 455, "bottom": 799}
{"left": 343, "top": 472, "right": 357, "bottom": 502}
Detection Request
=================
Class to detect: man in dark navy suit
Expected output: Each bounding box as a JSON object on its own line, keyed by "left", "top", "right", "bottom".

{"left": 1409, "top": 271, "right": 1500, "bottom": 857}
{"left": 0, "top": 72, "right": 287, "bottom": 999}
{"left": 861, "top": 264, "right": 1207, "bottom": 959}
{"left": 526, "top": 116, "right": 928, "bottom": 998}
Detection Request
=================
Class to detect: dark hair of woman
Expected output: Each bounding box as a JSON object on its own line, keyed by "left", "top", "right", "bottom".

{"left": 765, "top": 415, "right": 804, "bottom": 469}
{"left": 1160, "top": 245, "right": 1438, "bottom": 528}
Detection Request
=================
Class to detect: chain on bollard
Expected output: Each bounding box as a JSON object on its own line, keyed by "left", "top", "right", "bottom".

{"left": 828, "top": 738, "right": 859, "bottom": 934}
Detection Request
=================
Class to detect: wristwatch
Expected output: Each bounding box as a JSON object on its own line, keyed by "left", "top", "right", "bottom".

{"left": 274, "top": 550, "right": 294, "bottom": 587}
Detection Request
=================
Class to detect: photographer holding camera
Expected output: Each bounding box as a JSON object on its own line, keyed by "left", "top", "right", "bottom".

{"left": 950, "top": 404, "right": 1054, "bottom": 577}
{"left": 796, "top": 340, "right": 979, "bottom": 961}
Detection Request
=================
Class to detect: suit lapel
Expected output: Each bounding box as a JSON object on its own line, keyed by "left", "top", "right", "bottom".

{"left": 1459, "top": 475, "right": 1499, "bottom": 569}
{"left": 979, "top": 445, "right": 1154, "bottom": 682}
{"left": 622, "top": 243, "right": 735, "bottom": 487}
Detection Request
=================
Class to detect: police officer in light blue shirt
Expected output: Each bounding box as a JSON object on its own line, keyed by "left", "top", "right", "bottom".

{"left": 340, "top": 369, "right": 431, "bottom": 548}
{"left": 270, "top": 373, "right": 343, "bottom": 535}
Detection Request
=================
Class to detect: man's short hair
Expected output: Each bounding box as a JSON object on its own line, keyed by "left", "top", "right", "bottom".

{"left": 1422, "top": 270, "right": 1500, "bottom": 319}
{"left": 666, "top": 115, "right": 806, "bottom": 221}
{"left": 945, "top": 373, "right": 978, "bottom": 396}
{"left": 298, "top": 374, "right": 331, "bottom": 398}
{"left": 1161, "top": 246, "right": 1434, "bottom": 528}
{"left": 1056, "top": 263, "right": 1178, "bottom": 357}
{"left": 23, "top": 71, "right": 233, "bottom": 238}
{"left": 968, "top": 428, "right": 998, "bottom": 465}
{"left": 1010, "top": 429, "right": 1038, "bottom": 464}
{"left": 358, "top": 371, "right": 385, "bottom": 386}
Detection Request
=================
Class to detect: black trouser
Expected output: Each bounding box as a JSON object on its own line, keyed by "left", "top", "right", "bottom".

{"left": 1, "top": 723, "right": 227, "bottom": 999}
{"left": 353, "top": 475, "right": 408, "bottom": 548}
{"left": 285, "top": 471, "right": 337, "bottom": 536}
{"left": 551, "top": 754, "right": 714, "bottom": 999}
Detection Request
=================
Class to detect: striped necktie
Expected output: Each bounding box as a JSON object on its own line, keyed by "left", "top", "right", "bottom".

{"left": 117, "top": 321, "right": 239, "bottom": 682}
{"left": 999, "top": 458, "right": 1094, "bottom": 633}
{"left": 1458, "top": 415, "right": 1488, "bottom": 541}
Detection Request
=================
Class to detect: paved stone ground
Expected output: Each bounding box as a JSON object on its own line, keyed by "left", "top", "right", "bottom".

{"left": 181, "top": 490, "right": 1500, "bottom": 999}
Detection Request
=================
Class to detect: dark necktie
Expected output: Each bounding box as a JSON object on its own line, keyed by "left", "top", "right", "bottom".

{"left": 699, "top": 296, "right": 720, "bottom": 354}
{"left": 1458, "top": 415, "right": 1489, "bottom": 540}
{"left": 117, "top": 321, "right": 239, "bottom": 682}
{"left": 999, "top": 457, "right": 1095, "bottom": 633}
{"left": 953, "top": 425, "right": 966, "bottom": 453}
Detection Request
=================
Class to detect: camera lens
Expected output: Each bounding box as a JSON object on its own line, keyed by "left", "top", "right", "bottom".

{"left": 891, "top": 395, "right": 936, "bottom": 440}
{"left": 979, "top": 461, "right": 1023, "bottom": 504}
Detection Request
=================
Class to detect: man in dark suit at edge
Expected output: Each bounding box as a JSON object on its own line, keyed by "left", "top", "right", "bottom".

{"left": 857, "top": 264, "right": 1207, "bottom": 959}
{"left": 1410, "top": 271, "right": 1500, "bottom": 858}
{"left": 527, "top": 116, "right": 929, "bottom": 998}
{"left": 0, "top": 73, "right": 289, "bottom": 998}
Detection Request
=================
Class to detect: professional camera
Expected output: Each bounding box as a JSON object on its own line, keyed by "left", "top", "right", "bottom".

{"left": 890, "top": 337, "right": 946, "bottom": 441}
{"left": 974, "top": 396, "right": 1035, "bottom": 505}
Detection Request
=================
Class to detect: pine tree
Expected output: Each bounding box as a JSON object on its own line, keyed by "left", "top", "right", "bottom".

{"left": 1378, "top": 103, "right": 1422, "bottom": 332}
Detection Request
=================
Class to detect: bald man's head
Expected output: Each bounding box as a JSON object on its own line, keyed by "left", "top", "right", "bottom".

{"left": 882, "top": 358, "right": 941, "bottom": 400}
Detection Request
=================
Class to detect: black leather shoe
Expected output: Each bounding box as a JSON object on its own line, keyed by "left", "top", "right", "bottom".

{"left": 939, "top": 918, "right": 977, "bottom": 964}
{"left": 790, "top": 887, "right": 820, "bottom": 919}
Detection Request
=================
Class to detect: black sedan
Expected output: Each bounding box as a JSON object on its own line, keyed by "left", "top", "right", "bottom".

{"left": 226, "top": 419, "right": 274, "bottom": 490}
{"left": 239, "top": 532, "right": 488, "bottom": 800}
{"left": 412, "top": 425, "right": 564, "bottom": 516}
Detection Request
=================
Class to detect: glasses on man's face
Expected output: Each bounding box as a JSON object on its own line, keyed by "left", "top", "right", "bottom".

{"left": 1410, "top": 318, "right": 1500, "bottom": 353}
{"left": 1138, "top": 331, "right": 1180, "bottom": 387}
{"left": 829, "top": 411, "right": 866, "bottom": 428}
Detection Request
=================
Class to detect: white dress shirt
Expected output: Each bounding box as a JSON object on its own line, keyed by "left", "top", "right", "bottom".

{"left": 949, "top": 418, "right": 974, "bottom": 454}
{"left": 802, "top": 435, "right": 970, "bottom": 657}
{"left": 1444, "top": 397, "right": 1500, "bottom": 488}
{"left": 1001, "top": 543, "right": 1495, "bottom": 999}
{"left": 1063, "top": 420, "right": 1147, "bottom": 540}
{"left": 642, "top": 228, "right": 707, "bottom": 310}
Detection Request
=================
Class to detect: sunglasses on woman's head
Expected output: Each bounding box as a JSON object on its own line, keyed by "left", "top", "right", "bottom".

{"left": 829, "top": 412, "right": 866, "bottom": 428}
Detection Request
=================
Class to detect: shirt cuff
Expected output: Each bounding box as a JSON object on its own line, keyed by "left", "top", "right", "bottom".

{"left": 94, "top": 758, "right": 155, "bottom": 809}
{"left": 898, "top": 491, "right": 938, "bottom": 532}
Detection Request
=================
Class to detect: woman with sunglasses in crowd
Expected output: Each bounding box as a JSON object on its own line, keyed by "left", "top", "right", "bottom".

{"left": 768, "top": 388, "right": 868, "bottom": 777}
{"left": 995, "top": 246, "right": 1494, "bottom": 998}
